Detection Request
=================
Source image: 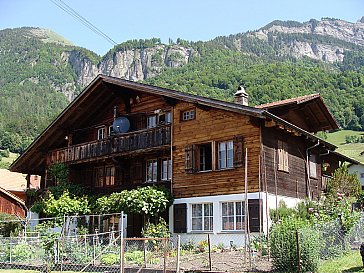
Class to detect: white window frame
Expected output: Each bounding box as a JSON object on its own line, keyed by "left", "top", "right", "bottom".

{"left": 108, "top": 125, "right": 113, "bottom": 136}
{"left": 147, "top": 115, "right": 157, "bottom": 128}
{"left": 146, "top": 159, "right": 158, "bottom": 182}
{"left": 221, "top": 201, "right": 245, "bottom": 231}
{"left": 191, "top": 203, "right": 213, "bottom": 232}
{"left": 97, "top": 127, "right": 105, "bottom": 140}
{"left": 218, "top": 140, "right": 234, "bottom": 169}
{"left": 161, "top": 158, "right": 172, "bottom": 181}
{"left": 182, "top": 109, "right": 195, "bottom": 121}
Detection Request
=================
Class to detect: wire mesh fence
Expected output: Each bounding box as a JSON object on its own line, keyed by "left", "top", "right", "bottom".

{"left": 2, "top": 213, "right": 364, "bottom": 272}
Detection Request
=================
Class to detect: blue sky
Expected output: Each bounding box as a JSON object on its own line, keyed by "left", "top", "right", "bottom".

{"left": 0, "top": 0, "right": 363, "bottom": 56}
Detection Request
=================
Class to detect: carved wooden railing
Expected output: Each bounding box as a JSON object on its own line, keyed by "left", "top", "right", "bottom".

{"left": 47, "top": 125, "right": 171, "bottom": 165}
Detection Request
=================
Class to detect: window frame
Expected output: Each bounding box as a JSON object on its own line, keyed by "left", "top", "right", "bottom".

{"left": 94, "top": 167, "right": 104, "bottom": 188}
{"left": 309, "top": 153, "right": 318, "bottom": 179}
{"left": 218, "top": 140, "right": 234, "bottom": 170}
{"left": 97, "top": 127, "right": 106, "bottom": 140}
{"left": 105, "top": 166, "right": 115, "bottom": 186}
{"left": 181, "top": 109, "right": 196, "bottom": 121}
{"left": 146, "top": 159, "right": 158, "bottom": 182}
{"left": 191, "top": 203, "right": 213, "bottom": 232}
{"left": 161, "top": 158, "right": 172, "bottom": 181}
{"left": 147, "top": 115, "right": 157, "bottom": 129}
{"left": 221, "top": 201, "right": 245, "bottom": 231}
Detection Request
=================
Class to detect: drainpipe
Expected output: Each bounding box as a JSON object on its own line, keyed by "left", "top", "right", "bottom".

{"left": 306, "top": 140, "right": 320, "bottom": 200}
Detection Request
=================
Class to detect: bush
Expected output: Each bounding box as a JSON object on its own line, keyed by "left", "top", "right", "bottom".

{"left": 0, "top": 213, "right": 22, "bottom": 237}
{"left": 101, "top": 253, "right": 120, "bottom": 265}
{"left": 270, "top": 218, "right": 320, "bottom": 272}
{"left": 142, "top": 218, "right": 170, "bottom": 238}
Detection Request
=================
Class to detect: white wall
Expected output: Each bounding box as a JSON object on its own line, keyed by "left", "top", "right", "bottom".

{"left": 349, "top": 164, "right": 364, "bottom": 187}
{"left": 169, "top": 192, "right": 301, "bottom": 247}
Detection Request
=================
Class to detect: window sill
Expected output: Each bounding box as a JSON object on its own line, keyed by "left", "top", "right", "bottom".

{"left": 219, "top": 230, "right": 245, "bottom": 233}
{"left": 188, "top": 231, "right": 213, "bottom": 234}
{"left": 192, "top": 168, "right": 235, "bottom": 174}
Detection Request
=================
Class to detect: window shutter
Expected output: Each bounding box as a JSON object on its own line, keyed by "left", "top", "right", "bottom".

{"left": 248, "top": 199, "right": 261, "bottom": 232}
{"left": 233, "top": 136, "right": 244, "bottom": 167}
{"left": 185, "top": 145, "right": 194, "bottom": 173}
{"left": 173, "top": 203, "right": 187, "bottom": 233}
{"left": 283, "top": 141, "right": 289, "bottom": 172}
{"left": 277, "top": 140, "right": 284, "bottom": 171}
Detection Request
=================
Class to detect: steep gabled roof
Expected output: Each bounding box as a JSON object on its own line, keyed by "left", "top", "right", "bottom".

{"left": 256, "top": 94, "right": 322, "bottom": 109}
{"left": 256, "top": 93, "right": 339, "bottom": 132}
{"left": 10, "top": 75, "right": 339, "bottom": 174}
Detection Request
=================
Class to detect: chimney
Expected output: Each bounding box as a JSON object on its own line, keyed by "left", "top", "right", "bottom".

{"left": 234, "top": 86, "right": 249, "bottom": 106}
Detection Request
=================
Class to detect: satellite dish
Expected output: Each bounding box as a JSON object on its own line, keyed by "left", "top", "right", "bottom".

{"left": 112, "top": 117, "right": 130, "bottom": 134}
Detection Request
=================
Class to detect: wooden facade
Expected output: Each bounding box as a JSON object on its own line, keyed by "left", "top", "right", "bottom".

{"left": 10, "top": 75, "right": 357, "bottom": 237}
{"left": 0, "top": 188, "right": 26, "bottom": 218}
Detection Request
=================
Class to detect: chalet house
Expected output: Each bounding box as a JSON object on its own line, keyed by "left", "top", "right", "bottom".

{"left": 10, "top": 75, "right": 355, "bottom": 244}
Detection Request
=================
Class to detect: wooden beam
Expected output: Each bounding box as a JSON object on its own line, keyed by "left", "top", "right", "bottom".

{"left": 265, "top": 120, "right": 276, "bottom": 127}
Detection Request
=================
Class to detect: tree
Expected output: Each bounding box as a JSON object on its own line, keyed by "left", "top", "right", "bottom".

{"left": 325, "top": 165, "right": 361, "bottom": 199}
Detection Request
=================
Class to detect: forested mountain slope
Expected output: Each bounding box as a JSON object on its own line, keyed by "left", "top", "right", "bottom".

{"left": 1, "top": 17, "right": 364, "bottom": 154}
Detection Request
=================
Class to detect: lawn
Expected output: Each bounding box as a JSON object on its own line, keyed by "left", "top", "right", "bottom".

{"left": 318, "top": 251, "right": 364, "bottom": 273}
{"left": 325, "top": 129, "right": 364, "bottom": 163}
{"left": 0, "top": 151, "right": 18, "bottom": 169}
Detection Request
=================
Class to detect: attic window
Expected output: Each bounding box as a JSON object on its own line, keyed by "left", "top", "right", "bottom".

{"left": 181, "top": 109, "right": 195, "bottom": 121}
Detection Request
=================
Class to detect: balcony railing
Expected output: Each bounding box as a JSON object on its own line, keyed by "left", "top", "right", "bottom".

{"left": 47, "top": 125, "right": 171, "bottom": 165}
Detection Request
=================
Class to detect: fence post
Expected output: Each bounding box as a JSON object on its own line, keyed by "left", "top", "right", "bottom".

{"left": 176, "top": 235, "right": 181, "bottom": 273}
{"left": 9, "top": 238, "right": 12, "bottom": 263}
{"left": 120, "top": 211, "right": 124, "bottom": 273}
{"left": 296, "top": 230, "right": 300, "bottom": 273}
{"left": 207, "top": 233, "right": 212, "bottom": 271}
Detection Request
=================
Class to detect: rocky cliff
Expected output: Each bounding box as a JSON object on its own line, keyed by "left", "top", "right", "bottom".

{"left": 63, "top": 44, "right": 196, "bottom": 88}
{"left": 249, "top": 18, "right": 364, "bottom": 62}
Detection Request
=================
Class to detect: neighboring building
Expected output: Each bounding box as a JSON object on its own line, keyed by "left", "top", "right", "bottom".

{"left": 0, "top": 169, "right": 40, "bottom": 218}
{"left": 10, "top": 75, "right": 356, "bottom": 243}
{"left": 349, "top": 163, "right": 364, "bottom": 189}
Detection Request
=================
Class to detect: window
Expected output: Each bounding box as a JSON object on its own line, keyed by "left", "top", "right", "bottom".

{"left": 105, "top": 166, "right": 115, "bottom": 186}
{"left": 146, "top": 159, "right": 158, "bottom": 182}
{"left": 184, "top": 137, "right": 243, "bottom": 173}
{"left": 95, "top": 167, "right": 104, "bottom": 187}
{"left": 277, "top": 140, "right": 289, "bottom": 172}
{"left": 222, "top": 201, "right": 244, "bottom": 231}
{"left": 108, "top": 125, "right": 113, "bottom": 136}
{"left": 147, "top": 115, "right": 157, "bottom": 128}
{"left": 361, "top": 173, "right": 364, "bottom": 179}
{"left": 181, "top": 109, "right": 195, "bottom": 121}
{"left": 199, "top": 143, "right": 212, "bottom": 171}
{"left": 218, "top": 141, "right": 234, "bottom": 169}
{"left": 159, "top": 112, "right": 172, "bottom": 124}
{"left": 97, "top": 127, "right": 105, "bottom": 140}
{"left": 191, "top": 203, "right": 213, "bottom": 231}
{"left": 309, "top": 154, "right": 318, "bottom": 178}
{"left": 161, "top": 158, "right": 172, "bottom": 180}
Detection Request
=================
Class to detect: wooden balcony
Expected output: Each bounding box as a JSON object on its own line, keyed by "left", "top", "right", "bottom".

{"left": 47, "top": 125, "right": 171, "bottom": 165}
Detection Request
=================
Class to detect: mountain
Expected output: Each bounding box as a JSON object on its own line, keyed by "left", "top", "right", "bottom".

{"left": 0, "top": 18, "right": 364, "bottom": 154}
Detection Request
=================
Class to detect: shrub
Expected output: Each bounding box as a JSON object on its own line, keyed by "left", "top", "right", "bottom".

{"left": 0, "top": 213, "right": 22, "bottom": 237}
{"left": 101, "top": 253, "right": 120, "bottom": 265}
{"left": 270, "top": 218, "right": 320, "bottom": 272}
{"left": 142, "top": 218, "right": 170, "bottom": 238}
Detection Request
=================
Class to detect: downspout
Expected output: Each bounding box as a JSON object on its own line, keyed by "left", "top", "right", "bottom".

{"left": 306, "top": 140, "right": 320, "bottom": 200}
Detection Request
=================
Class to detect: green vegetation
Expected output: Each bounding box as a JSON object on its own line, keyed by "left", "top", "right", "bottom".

{"left": 326, "top": 130, "right": 364, "bottom": 163}
{"left": 318, "top": 251, "right": 364, "bottom": 273}
{"left": 269, "top": 166, "right": 361, "bottom": 272}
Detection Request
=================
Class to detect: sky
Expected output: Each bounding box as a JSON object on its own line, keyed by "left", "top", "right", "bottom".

{"left": 0, "top": 0, "right": 363, "bottom": 56}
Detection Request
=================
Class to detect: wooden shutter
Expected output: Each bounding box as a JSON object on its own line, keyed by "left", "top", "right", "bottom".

{"left": 248, "top": 199, "right": 261, "bottom": 232}
{"left": 173, "top": 203, "right": 187, "bottom": 233}
{"left": 233, "top": 136, "right": 244, "bottom": 167}
{"left": 283, "top": 141, "right": 289, "bottom": 172}
{"left": 185, "top": 145, "right": 194, "bottom": 173}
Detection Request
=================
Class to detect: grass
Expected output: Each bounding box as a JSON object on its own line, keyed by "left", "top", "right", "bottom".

{"left": 0, "top": 151, "right": 18, "bottom": 169}
{"left": 318, "top": 251, "right": 364, "bottom": 273}
{"left": 325, "top": 129, "right": 364, "bottom": 163}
